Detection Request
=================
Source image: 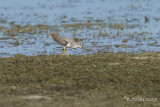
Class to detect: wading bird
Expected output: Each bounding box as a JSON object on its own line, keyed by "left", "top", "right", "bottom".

{"left": 48, "top": 33, "right": 84, "bottom": 56}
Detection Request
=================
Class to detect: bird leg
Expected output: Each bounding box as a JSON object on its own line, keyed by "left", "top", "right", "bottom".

{"left": 62, "top": 50, "right": 63, "bottom": 55}
{"left": 63, "top": 47, "right": 69, "bottom": 57}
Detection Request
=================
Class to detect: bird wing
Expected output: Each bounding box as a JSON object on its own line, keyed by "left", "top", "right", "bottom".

{"left": 53, "top": 36, "right": 75, "bottom": 46}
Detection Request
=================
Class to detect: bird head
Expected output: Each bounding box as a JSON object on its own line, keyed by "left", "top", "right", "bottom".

{"left": 77, "top": 42, "right": 85, "bottom": 51}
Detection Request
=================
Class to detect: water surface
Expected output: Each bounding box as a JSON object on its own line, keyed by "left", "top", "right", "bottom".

{"left": 0, "top": 0, "right": 160, "bottom": 57}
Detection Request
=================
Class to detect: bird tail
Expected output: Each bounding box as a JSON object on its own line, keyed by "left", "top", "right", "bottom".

{"left": 47, "top": 33, "right": 58, "bottom": 39}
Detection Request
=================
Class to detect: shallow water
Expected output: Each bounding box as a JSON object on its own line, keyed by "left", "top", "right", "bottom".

{"left": 0, "top": 0, "right": 160, "bottom": 57}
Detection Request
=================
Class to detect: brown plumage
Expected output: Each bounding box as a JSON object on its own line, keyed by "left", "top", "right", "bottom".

{"left": 48, "top": 33, "right": 83, "bottom": 49}
{"left": 47, "top": 33, "right": 85, "bottom": 56}
{"left": 49, "top": 33, "right": 75, "bottom": 46}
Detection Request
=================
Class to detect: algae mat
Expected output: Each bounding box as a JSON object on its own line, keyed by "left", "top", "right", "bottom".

{"left": 0, "top": 53, "right": 159, "bottom": 107}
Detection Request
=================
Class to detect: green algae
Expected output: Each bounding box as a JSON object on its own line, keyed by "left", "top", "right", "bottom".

{"left": 0, "top": 53, "right": 159, "bottom": 107}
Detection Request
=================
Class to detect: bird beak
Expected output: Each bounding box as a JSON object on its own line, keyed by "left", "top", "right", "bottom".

{"left": 81, "top": 47, "right": 86, "bottom": 52}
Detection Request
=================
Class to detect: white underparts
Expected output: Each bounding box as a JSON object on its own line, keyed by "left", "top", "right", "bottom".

{"left": 66, "top": 42, "right": 80, "bottom": 48}
{"left": 66, "top": 43, "right": 71, "bottom": 47}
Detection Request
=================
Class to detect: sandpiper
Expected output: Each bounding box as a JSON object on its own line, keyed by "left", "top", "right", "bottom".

{"left": 48, "top": 33, "right": 84, "bottom": 56}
